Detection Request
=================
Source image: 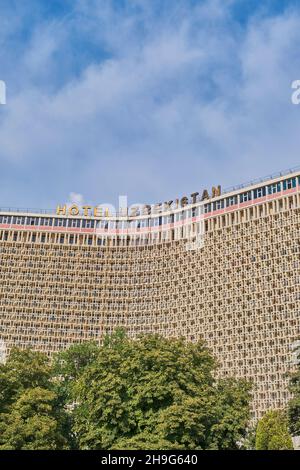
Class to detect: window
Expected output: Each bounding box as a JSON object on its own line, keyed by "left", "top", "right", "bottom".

{"left": 240, "top": 191, "right": 252, "bottom": 203}
{"left": 12, "top": 216, "right": 26, "bottom": 224}
{"left": 216, "top": 200, "right": 224, "bottom": 210}
{"left": 181, "top": 211, "right": 187, "bottom": 220}
{"left": 26, "top": 217, "right": 39, "bottom": 226}
{"left": 194, "top": 207, "right": 201, "bottom": 217}
{"left": 268, "top": 182, "right": 281, "bottom": 194}
{"left": 254, "top": 187, "right": 266, "bottom": 199}
{"left": 151, "top": 217, "right": 160, "bottom": 227}
{"left": 97, "top": 220, "right": 108, "bottom": 229}
{"left": 0, "top": 216, "right": 12, "bottom": 224}
{"left": 40, "top": 218, "right": 52, "bottom": 227}
{"left": 69, "top": 219, "right": 81, "bottom": 228}
{"left": 226, "top": 196, "right": 237, "bottom": 207}
{"left": 283, "top": 178, "right": 296, "bottom": 190}
{"left": 140, "top": 219, "right": 149, "bottom": 228}
{"left": 82, "top": 220, "right": 95, "bottom": 228}
{"left": 204, "top": 204, "right": 211, "bottom": 214}
{"left": 213, "top": 200, "right": 224, "bottom": 210}
{"left": 54, "top": 218, "right": 67, "bottom": 227}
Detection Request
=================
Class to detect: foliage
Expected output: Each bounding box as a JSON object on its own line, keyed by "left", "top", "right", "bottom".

{"left": 0, "top": 332, "right": 252, "bottom": 450}
{"left": 255, "top": 410, "right": 293, "bottom": 450}
{"left": 239, "top": 424, "right": 257, "bottom": 450}
{"left": 0, "top": 349, "right": 68, "bottom": 450}
{"left": 0, "top": 388, "right": 67, "bottom": 450}
{"left": 52, "top": 341, "right": 99, "bottom": 403}
{"left": 0, "top": 348, "right": 51, "bottom": 413}
{"left": 72, "top": 330, "right": 251, "bottom": 450}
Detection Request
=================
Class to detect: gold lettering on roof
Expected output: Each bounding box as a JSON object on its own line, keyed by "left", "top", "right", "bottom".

{"left": 56, "top": 185, "right": 222, "bottom": 217}
{"left": 56, "top": 205, "right": 67, "bottom": 216}
{"left": 69, "top": 205, "right": 79, "bottom": 216}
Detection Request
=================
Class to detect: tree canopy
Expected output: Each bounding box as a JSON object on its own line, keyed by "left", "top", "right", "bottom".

{"left": 0, "top": 331, "right": 252, "bottom": 450}
{"left": 255, "top": 409, "right": 293, "bottom": 450}
{"left": 71, "top": 330, "right": 251, "bottom": 450}
{"left": 0, "top": 349, "right": 67, "bottom": 450}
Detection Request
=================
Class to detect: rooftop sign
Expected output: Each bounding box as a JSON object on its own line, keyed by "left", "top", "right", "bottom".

{"left": 56, "top": 186, "right": 221, "bottom": 218}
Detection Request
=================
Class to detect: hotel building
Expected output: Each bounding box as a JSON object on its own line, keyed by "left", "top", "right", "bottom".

{"left": 0, "top": 168, "right": 300, "bottom": 418}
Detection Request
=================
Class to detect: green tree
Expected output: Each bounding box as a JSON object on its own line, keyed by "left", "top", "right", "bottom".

{"left": 52, "top": 341, "right": 100, "bottom": 449}
{"left": 0, "top": 334, "right": 252, "bottom": 450}
{"left": 209, "top": 378, "right": 252, "bottom": 449}
{"left": 0, "top": 388, "right": 67, "bottom": 450}
{"left": 52, "top": 341, "right": 99, "bottom": 403}
{"left": 72, "top": 331, "right": 251, "bottom": 449}
{"left": 0, "top": 348, "right": 51, "bottom": 412}
{"left": 0, "top": 348, "right": 69, "bottom": 450}
{"left": 255, "top": 410, "right": 293, "bottom": 450}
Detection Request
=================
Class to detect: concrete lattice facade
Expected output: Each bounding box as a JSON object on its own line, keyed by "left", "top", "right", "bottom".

{"left": 1, "top": 169, "right": 300, "bottom": 418}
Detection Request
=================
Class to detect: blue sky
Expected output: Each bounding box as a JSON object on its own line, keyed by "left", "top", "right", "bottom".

{"left": 1, "top": 0, "right": 300, "bottom": 210}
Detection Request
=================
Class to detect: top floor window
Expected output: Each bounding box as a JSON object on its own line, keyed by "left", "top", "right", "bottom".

{"left": 97, "top": 220, "right": 109, "bottom": 229}
{"left": 204, "top": 203, "right": 211, "bottom": 214}
{"left": 82, "top": 220, "right": 95, "bottom": 229}
{"left": 40, "top": 218, "right": 52, "bottom": 227}
{"left": 54, "top": 218, "right": 67, "bottom": 227}
{"left": 213, "top": 200, "right": 224, "bottom": 211}
{"left": 165, "top": 214, "right": 174, "bottom": 224}
{"left": 254, "top": 187, "right": 266, "bottom": 199}
{"left": 283, "top": 177, "right": 296, "bottom": 190}
{"left": 12, "top": 216, "right": 26, "bottom": 225}
{"left": 240, "top": 191, "right": 252, "bottom": 203}
{"left": 0, "top": 215, "right": 12, "bottom": 224}
{"left": 69, "top": 219, "right": 81, "bottom": 228}
{"left": 226, "top": 196, "right": 237, "bottom": 207}
{"left": 115, "top": 221, "right": 123, "bottom": 229}
{"left": 268, "top": 182, "right": 281, "bottom": 194}
{"left": 151, "top": 217, "right": 160, "bottom": 227}
{"left": 139, "top": 219, "right": 149, "bottom": 228}
{"left": 26, "top": 217, "right": 39, "bottom": 226}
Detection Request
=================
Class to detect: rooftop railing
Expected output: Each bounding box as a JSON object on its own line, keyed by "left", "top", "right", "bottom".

{"left": 222, "top": 165, "right": 300, "bottom": 195}
{"left": 0, "top": 165, "right": 299, "bottom": 217}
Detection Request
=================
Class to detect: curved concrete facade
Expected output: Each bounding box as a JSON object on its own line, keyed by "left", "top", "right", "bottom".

{"left": 1, "top": 168, "right": 300, "bottom": 419}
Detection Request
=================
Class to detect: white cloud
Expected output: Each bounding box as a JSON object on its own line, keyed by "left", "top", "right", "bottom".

{"left": 67, "top": 192, "right": 85, "bottom": 206}
{"left": 0, "top": 1, "right": 300, "bottom": 209}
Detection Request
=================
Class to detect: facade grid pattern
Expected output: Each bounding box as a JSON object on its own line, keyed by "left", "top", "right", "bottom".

{"left": 1, "top": 170, "right": 300, "bottom": 419}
